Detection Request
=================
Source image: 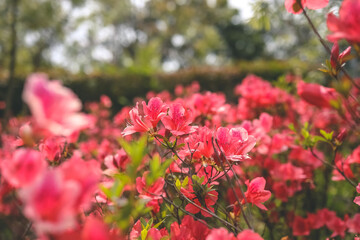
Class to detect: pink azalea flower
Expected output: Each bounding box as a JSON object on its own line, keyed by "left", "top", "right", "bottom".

{"left": 136, "top": 173, "right": 164, "bottom": 213}
{"left": 215, "top": 127, "right": 256, "bottom": 162}
{"left": 19, "top": 169, "right": 80, "bottom": 234}
{"left": 81, "top": 215, "right": 110, "bottom": 240}
{"left": 354, "top": 183, "right": 360, "bottom": 206}
{"left": 244, "top": 177, "right": 271, "bottom": 210}
{"left": 59, "top": 154, "right": 101, "bottom": 210}
{"left": 285, "top": 0, "right": 329, "bottom": 14}
{"left": 100, "top": 95, "right": 112, "bottom": 108}
{"left": 328, "top": 216, "right": 347, "bottom": 238}
{"left": 327, "top": 0, "right": 360, "bottom": 43}
{"left": 206, "top": 228, "right": 235, "bottom": 240}
{"left": 237, "top": 230, "right": 264, "bottom": 240}
{"left": 178, "top": 126, "right": 214, "bottom": 161}
{"left": 161, "top": 103, "right": 195, "bottom": 136}
{"left": 1, "top": 148, "right": 46, "bottom": 188}
{"left": 122, "top": 103, "right": 153, "bottom": 136}
{"left": 22, "top": 73, "right": 92, "bottom": 137}
{"left": 347, "top": 213, "right": 360, "bottom": 233}
{"left": 170, "top": 215, "right": 210, "bottom": 240}
{"left": 142, "top": 97, "right": 168, "bottom": 128}
{"left": 39, "top": 136, "right": 66, "bottom": 161}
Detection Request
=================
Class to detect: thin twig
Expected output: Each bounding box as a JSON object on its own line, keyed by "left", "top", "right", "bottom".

{"left": 212, "top": 137, "right": 253, "bottom": 230}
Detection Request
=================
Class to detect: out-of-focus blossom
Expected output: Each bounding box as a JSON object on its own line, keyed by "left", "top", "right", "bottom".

{"left": 81, "top": 215, "right": 110, "bottom": 240}
{"left": 22, "top": 74, "right": 92, "bottom": 137}
{"left": 39, "top": 137, "right": 66, "bottom": 161}
{"left": 327, "top": 0, "right": 360, "bottom": 43}
{"left": 347, "top": 213, "right": 360, "bottom": 233}
{"left": 206, "top": 228, "right": 235, "bottom": 240}
{"left": 100, "top": 95, "right": 112, "bottom": 108}
{"left": 19, "top": 169, "right": 80, "bottom": 234}
{"left": 297, "top": 81, "right": 338, "bottom": 108}
{"left": 285, "top": 0, "right": 329, "bottom": 14}
{"left": 1, "top": 148, "right": 46, "bottom": 188}
{"left": 354, "top": 183, "right": 360, "bottom": 206}
{"left": 60, "top": 154, "right": 101, "bottom": 210}
{"left": 237, "top": 230, "right": 264, "bottom": 240}
{"left": 136, "top": 173, "right": 164, "bottom": 213}
{"left": 292, "top": 216, "right": 310, "bottom": 236}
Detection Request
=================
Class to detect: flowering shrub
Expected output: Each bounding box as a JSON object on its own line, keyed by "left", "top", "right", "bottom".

{"left": 1, "top": 0, "right": 360, "bottom": 239}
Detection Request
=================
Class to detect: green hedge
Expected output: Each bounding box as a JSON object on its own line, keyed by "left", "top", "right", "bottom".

{"left": 0, "top": 60, "right": 307, "bottom": 116}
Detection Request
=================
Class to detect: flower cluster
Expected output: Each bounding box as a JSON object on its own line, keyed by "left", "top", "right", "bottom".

{"left": 0, "top": 0, "right": 360, "bottom": 239}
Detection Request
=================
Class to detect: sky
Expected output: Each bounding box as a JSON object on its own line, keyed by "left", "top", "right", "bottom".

{"left": 228, "top": 0, "right": 254, "bottom": 20}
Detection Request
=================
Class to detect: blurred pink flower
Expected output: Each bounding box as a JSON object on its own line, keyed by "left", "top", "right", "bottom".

{"left": 22, "top": 73, "right": 92, "bottom": 137}
{"left": 1, "top": 148, "right": 46, "bottom": 188}
{"left": 237, "top": 230, "right": 264, "bottom": 240}
{"left": 297, "top": 81, "right": 338, "bottom": 108}
{"left": 19, "top": 169, "right": 80, "bottom": 234}
{"left": 285, "top": 0, "right": 329, "bottom": 14}
{"left": 327, "top": 0, "right": 360, "bottom": 43}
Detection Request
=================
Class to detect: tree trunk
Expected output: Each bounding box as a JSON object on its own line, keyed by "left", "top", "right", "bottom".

{"left": 3, "top": 0, "right": 19, "bottom": 128}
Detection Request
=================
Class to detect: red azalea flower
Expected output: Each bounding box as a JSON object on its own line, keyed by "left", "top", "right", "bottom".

{"left": 244, "top": 177, "right": 271, "bottom": 210}
{"left": 292, "top": 216, "right": 310, "bottom": 236}
{"left": 161, "top": 103, "right": 195, "bottom": 136}
{"left": 297, "top": 81, "right": 338, "bottom": 108}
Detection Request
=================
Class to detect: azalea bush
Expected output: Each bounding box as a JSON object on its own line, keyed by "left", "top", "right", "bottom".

{"left": 1, "top": 0, "right": 360, "bottom": 239}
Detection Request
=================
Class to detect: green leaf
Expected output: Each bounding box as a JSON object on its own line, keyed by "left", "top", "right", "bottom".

{"left": 141, "top": 229, "right": 148, "bottom": 240}
{"left": 320, "top": 130, "right": 333, "bottom": 141}
{"left": 153, "top": 219, "right": 165, "bottom": 229}
{"left": 182, "top": 176, "right": 189, "bottom": 188}
{"left": 301, "top": 128, "right": 309, "bottom": 139}
{"left": 140, "top": 217, "right": 147, "bottom": 229}
{"left": 176, "top": 179, "right": 181, "bottom": 190}
{"left": 288, "top": 123, "right": 296, "bottom": 132}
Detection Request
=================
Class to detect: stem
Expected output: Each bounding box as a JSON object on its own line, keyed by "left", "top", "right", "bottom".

{"left": 161, "top": 196, "right": 214, "bottom": 229}
{"left": 166, "top": 179, "right": 241, "bottom": 232}
{"left": 212, "top": 138, "right": 253, "bottom": 230}
{"left": 19, "top": 222, "right": 32, "bottom": 240}
{"left": 310, "top": 148, "right": 356, "bottom": 187}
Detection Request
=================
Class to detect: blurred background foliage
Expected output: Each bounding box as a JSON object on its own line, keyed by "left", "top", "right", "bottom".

{"left": 0, "top": 0, "right": 346, "bottom": 115}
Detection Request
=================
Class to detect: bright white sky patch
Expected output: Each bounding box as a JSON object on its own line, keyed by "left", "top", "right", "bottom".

{"left": 228, "top": 0, "right": 254, "bottom": 20}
